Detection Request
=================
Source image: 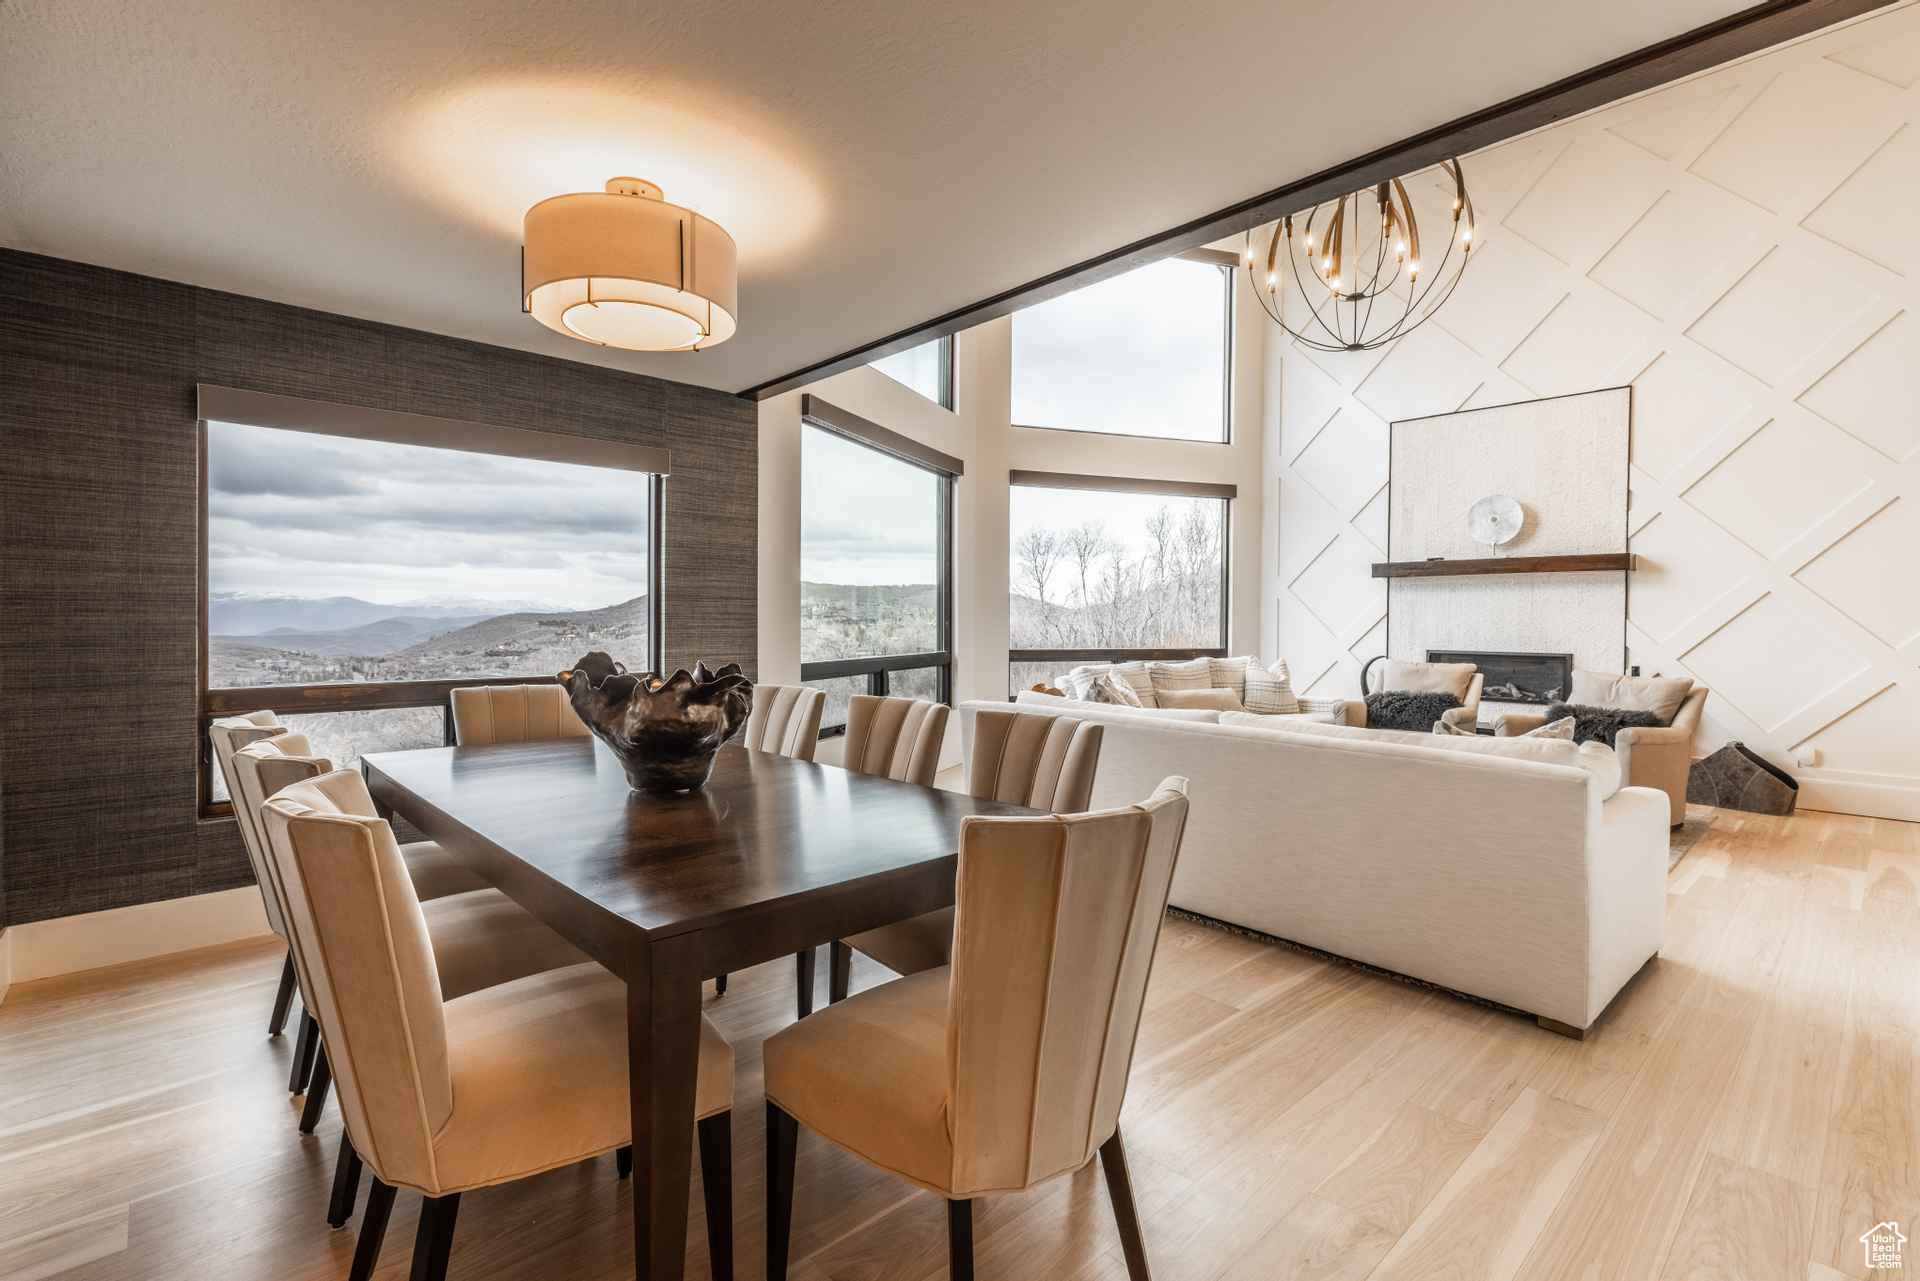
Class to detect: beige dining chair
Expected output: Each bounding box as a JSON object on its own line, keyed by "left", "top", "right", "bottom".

{"left": 830, "top": 709, "right": 1105, "bottom": 1002}
{"left": 210, "top": 713, "right": 487, "bottom": 1041}
{"left": 261, "top": 770, "right": 737, "bottom": 1281}
{"left": 449, "top": 683, "right": 591, "bottom": 746}
{"left": 739, "top": 684, "right": 827, "bottom": 761}
{"left": 794, "top": 694, "right": 951, "bottom": 1020}
{"left": 233, "top": 738, "right": 593, "bottom": 1209}
{"left": 764, "top": 777, "right": 1191, "bottom": 1281}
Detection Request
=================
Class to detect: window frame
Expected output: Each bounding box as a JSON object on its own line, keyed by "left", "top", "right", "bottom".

{"left": 1011, "top": 248, "right": 1236, "bottom": 445}
{"left": 870, "top": 333, "right": 956, "bottom": 411}
{"left": 196, "top": 385, "right": 667, "bottom": 818}
{"left": 1005, "top": 470, "right": 1234, "bottom": 685}
{"left": 796, "top": 396, "right": 959, "bottom": 737}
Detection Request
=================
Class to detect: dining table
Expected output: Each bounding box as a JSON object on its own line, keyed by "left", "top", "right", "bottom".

{"left": 361, "top": 736, "right": 1034, "bottom": 1281}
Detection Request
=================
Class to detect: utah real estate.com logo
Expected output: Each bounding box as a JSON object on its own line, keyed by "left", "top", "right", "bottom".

{"left": 1862, "top": 1221, "right": 1907, "bottom": 1270}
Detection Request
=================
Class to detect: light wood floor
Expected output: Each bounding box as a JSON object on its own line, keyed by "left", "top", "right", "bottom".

{"left": 1, "top": 806, "right": 1914, "bottom": 1281}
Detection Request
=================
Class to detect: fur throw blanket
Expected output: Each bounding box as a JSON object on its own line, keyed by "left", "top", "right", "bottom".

{"left": 1545, "top": 702, "right": 1664, "bottom": 747}
{"left": 1364, "top": 690, "right": 1463, "bottom": 732}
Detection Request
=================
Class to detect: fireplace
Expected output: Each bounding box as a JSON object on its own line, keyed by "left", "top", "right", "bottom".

{"left": 1427, "top": 649, "right": 1573, "bottom": 706}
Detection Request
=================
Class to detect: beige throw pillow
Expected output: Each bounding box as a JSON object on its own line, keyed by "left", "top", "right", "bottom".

{"left": 1208, "top": 655, "right": 1254, "bottom": 699}
{"left": 1569, "top": 670, "right": 1693, "bottom": 724}
{"left": 1242, "top": 661, "right": 1301, "bottom": 715}
{"left": 1088, "top": 672, "right": 1143, "bottom": 708}
{"left": 1109, "top": 659, "right": 1160, "bottom": 708}
{"left": 1157, "top": 687, "right": 1244, "bottom": 712}
{"left": 1149, "top": 657, "right": 1212, "bottom": 695}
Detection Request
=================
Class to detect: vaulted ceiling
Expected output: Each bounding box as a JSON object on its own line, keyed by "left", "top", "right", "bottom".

{"left": 1, "top": 0, "right": 1757, "bottom": 393}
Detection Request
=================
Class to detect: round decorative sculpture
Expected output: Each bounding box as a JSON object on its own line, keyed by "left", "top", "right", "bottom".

{"left": 1468, "top": 494, "right": 1525, "bottom": 556}
{"left": 558, "top": 651, "right": 754, "bottom": 794}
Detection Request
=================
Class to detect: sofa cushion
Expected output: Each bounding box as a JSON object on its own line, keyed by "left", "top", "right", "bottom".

{"left": 1157, "top": 688, "right": 1244, "bottom": 713}
{"left": 1365, "top": 690, "right": 1462, "bottom": 732}
{"left": 1012, "top": 691, "right": 1221, "bottom": 723}
{"left": 1220, "top": 710, "right": 1339, "bottom": 730}
{"left": 1569, "top": 671, "right": 1693, "bottom": 724}
{"left": 1547, "top": 702, "right": 1665, "bottom": 747}
{"left": 1243, "top": 661, "right": 1301, "bottom": 715}
{"left": 1256, "top": 716, "right": 1623, "bottom": 799}
{"left": 1382, "top": 659, "right": 1478, "bottom": 701}
{"left": 1148, "top": 657, "right": 1212, "bottom": 696}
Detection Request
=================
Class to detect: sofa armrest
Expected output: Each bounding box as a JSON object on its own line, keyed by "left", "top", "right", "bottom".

{"left": 1494, "top": 710, "right": 1548, "bottom": 737}
{"left": 1337, "top": 699, "right": 1367, "bottom": 727}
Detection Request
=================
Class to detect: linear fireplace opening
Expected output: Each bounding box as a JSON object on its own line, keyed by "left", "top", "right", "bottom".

{"left": 1427, "top": 649, "right": 1573, "bottom": 706}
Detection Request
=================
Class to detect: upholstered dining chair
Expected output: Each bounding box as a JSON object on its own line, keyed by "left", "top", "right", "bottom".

{"left": 210, "top": 713, "right": 487, "bottom": 1040}
{"left": 261, "top": 770, "right": 736, "bottom": 1281}
{"left": 830, "top": 708, "right": 1105, "bottom": 1002}
{"left": 739, "top": 684, "right": 827, "bottom": 761}
{"left": 233, "top": 739, "right": 593, "bottom": 1207}
{"left": 793, "top": 694, "right": 951, "bottom": 1019}
{"left": 449, "top": 683, "right": 590, "bottom": 746}
{"left": 764, "top": 777, "right": 1191, "bottom": 1281}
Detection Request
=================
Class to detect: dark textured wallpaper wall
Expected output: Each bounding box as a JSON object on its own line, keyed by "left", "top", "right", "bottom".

{"left": 0, "top": 249, "right": 757, "bottom": 927}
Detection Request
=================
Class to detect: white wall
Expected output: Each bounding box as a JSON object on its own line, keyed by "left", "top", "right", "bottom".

{"left": 758, "top": 259, "right": 1267, "bottom": 768}
{"left": 1263, "top": 4, "right": 1920, "bottom": 820}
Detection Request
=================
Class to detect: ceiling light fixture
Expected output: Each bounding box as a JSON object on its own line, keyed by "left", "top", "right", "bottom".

{"left": 1247, "top": 159, "right": 1475, "bottom": 352}
{"left": 522, "top": 177, "right": 737, "bottom": 352}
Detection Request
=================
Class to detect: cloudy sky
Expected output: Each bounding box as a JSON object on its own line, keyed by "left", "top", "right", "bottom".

{"left": 800, "top": 424, "right": 940, "bottom": 585}
{"left": 207, "top": 420, "right": 651, "bottom": 608}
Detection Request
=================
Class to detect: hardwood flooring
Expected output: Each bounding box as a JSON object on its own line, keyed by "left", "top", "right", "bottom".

{"left": 0, "top": 806, "right": 1914, "bottom": 1281}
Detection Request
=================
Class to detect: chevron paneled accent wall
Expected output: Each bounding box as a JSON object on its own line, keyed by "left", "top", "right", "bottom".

{"left": 1262, "top": 4, "right": 1920, "bottom": 821}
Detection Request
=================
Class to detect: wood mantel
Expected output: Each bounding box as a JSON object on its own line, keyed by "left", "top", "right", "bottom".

{"left": 1370, "top": 553, "right": 1636, "bottom": 579}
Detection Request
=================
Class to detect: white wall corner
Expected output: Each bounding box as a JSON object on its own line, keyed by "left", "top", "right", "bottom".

{"left": 4, "top": 887, "right": 273, "bottom": 987}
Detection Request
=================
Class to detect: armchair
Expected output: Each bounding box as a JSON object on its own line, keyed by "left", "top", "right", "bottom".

{"left": 1497, "top": 685, "right": 1708, "bottom": 826}
{"left": 1341, "top": 661, "right": 1484, "bottom": 732}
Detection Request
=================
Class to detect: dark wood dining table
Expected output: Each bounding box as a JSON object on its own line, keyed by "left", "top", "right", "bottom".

{"left": 361, "top": 737, "right": 1032, "bottom": 1281}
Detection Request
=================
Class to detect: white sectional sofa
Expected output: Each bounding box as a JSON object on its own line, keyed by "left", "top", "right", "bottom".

{"left": 965, "top": 696, "right": 1670, "bottom": 1034}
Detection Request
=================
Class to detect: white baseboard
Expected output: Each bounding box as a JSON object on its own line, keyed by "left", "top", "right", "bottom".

{"left": 1799, "top": 771, "right": 1920, "bottom": 824}
{"left": 4, "top": 888, "right": 273, "bottom": 987}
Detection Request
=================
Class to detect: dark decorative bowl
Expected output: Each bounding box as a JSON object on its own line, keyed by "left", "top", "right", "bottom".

{"left": 558, "top": 651, "right": 755, "bottom": 794}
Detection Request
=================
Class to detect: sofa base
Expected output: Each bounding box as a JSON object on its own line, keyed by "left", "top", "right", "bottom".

{"left": 1536, "top": 1015, "right": 1587, "bottom": 1040}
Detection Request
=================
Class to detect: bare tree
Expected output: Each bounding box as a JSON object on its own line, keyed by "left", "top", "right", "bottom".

{"left": 1014, "top": 527, "right": 1065, "bottom": 641}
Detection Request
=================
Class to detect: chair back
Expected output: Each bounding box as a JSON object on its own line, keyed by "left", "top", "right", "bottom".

{"left": 741, "top": 684, "right": 826, "bottom": 761}
{"left": 208, "top": 711, "right": 289, "bottom": 935}
{"left": 844, "top": 695, "right": 948, "bottom": 785}
{"left": 450, "top": 683, "right": 590, "bottom": 746}
{"left": 966, "top": 709, "right": 1103, "bottom": 813}
{"left": 944, "top": 777, "right": 1191, "bottom": 1195}
{"left": 262, "top": 769, "right": 453, "bottom": 1194}
{"left": 228, "top": 735, "right": 331, "bottom": 936}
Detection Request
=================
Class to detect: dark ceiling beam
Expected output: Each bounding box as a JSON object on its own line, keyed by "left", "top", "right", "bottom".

{"left": 741, "top": 0, "right": 1893, "bottom": 401}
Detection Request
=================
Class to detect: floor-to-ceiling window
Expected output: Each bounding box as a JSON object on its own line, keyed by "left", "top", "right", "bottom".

{"left": 869, "top": 334, "right": 955, "bottom": 410}
{"left": 798, "top": 398, "right": 957, "bottom": 733}
{"left": 1007, "top": 473, "right": 1232, "bottom": 693}
{"left": 200, "top": 388, "right": 663, "bottom": 811}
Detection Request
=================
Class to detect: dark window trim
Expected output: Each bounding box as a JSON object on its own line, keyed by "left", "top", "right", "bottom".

{"left": 1010, "top": 648, "right": 1230, "bottom": 664}
{"left": 198, "top": 412, "right": 666, "bottom": 818}
{"left": 798, "top": 420, "right": 955, "bottom": 736}
{"left": 1009, "top": 255, "right": 1234, "bottom": 445}
{"left": 197, "top": 384, "right": 671, "bottom": 475}
{"left": 1009, "top": 469, "right": 1237, "bottom": 500}
{"left": 801, "top": 395, "right": 964, "bottom": 476}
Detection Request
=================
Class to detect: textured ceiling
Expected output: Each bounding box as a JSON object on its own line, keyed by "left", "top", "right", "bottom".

{"left": 0, "top": 0, "right": 1754, "bottom": 394}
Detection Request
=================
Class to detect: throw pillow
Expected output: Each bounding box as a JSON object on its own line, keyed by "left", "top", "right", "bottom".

{"left": 1365, "top": 690, "right": 1463, "bottom": 731}
{"left": 1149, "top": 656, "right": 1212, "bottom": 696}
{"left": 1242, "top": 661, "right": 1301, "bottom": 715}
{"left": 1437, "top": 714, "right": 1574, "bottom": 740}
{"left": 1088, "top": 672, "right": 1143, "bottom": 708}
{"left": 1109, "top": 659, "right": 1160, "bottom": 708}
{"left": 1157, "top": 687, "right": 1244, "bottom": 712}
{"left": 1568, "top": 670, "right": 1693, "bottom": 724}
{"left": 1059, "top": 665, "right": 1107, "bottom": 700}
{"left": 1296, "top": 694, "right": 1349, "bottom": 720}
{"left": 1547, "top": 702, "right": 1663, "bottom": 747}
{"left": 1379, "top": 659, "right": 1477, "bottom": 702}
{"left": 1208, "top": 655, "right": 1254, "bottom": 699}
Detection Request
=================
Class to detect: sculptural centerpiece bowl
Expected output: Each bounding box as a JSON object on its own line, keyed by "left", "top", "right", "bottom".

{"left": 558, "top": 651, "right": 754, "bottom": 794}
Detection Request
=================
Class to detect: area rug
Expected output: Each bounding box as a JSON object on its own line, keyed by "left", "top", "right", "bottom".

{"left": 1669, "top": 812, "right": 1717, "bottom": 873}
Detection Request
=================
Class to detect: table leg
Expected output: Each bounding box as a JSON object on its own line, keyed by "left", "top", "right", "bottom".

{"left": 628, "top": 933, "right": 704, "bottom": 1281}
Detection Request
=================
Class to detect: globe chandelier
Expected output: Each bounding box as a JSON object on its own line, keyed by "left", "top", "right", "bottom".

{"left": 1245, "top": 158, "right": 1476, "bottom": 352}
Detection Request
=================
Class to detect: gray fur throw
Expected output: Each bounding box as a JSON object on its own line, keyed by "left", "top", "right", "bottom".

{"left": 1365, "top": 690, "right": 1463, "bottom": 731}
{"left": 1546, "top": 702, "right": 1664, "bottom": 747}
